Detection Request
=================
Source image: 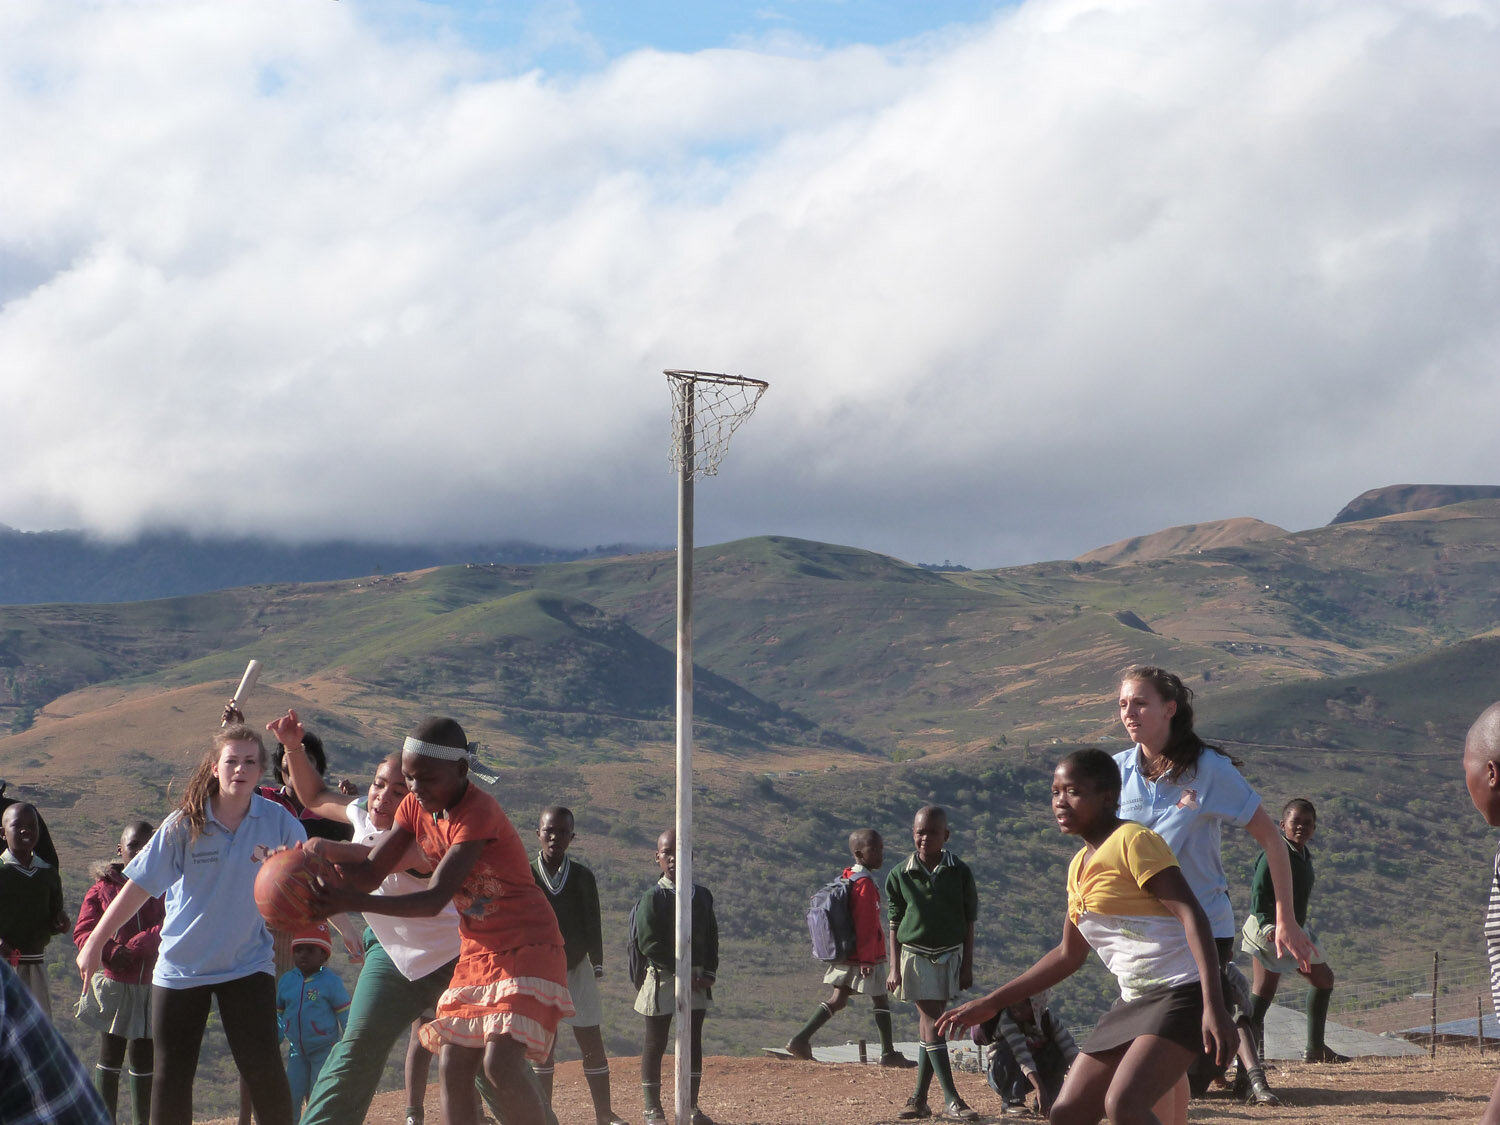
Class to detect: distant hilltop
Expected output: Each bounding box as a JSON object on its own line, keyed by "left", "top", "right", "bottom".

{"left": 0, "top": 528, "right": 658, "bottom": 605}
{"left": 1075, "top": 517, "right": 1288, "bottom": 566}
{"left": 1329, "top": 484, "right": 1500, "bottom": 525}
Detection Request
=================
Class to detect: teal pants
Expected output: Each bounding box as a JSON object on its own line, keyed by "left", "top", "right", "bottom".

{"left": 300, "top": 929, "right": 457, "bottom": 1125}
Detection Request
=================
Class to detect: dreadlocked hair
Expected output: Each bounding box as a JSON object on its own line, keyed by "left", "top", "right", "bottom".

{"left": 1121, "top": 665, "right": 1241, "bottom": 782}
{"left": 176, "top": 725, "right": 266, "bottom": 843}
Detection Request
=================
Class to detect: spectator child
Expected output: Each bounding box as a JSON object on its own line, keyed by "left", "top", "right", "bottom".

{"left": 633, "top": 827, "right": 718, "bottom": 1125}
{"left": 1462, "top": 701, "right": 1500, "bottom": 1125}
{"left": 0, "top": 801, "right": 68, "bottom": 1019}
{"left": 76, "top": 724, "right": 306, "bottom": 1125}
{"left": 785, "top": 828, "right": 912, "bottom": 1068}
{"left": 980, "top": 992, "right": 1077, "bottom": 1116}
{"left": 531, "top": 806, "right": 628, "bottom": 1125}
{"left": 886, "top": 806, "right": 979, "bottom": 1121}
{"left": 1242, "top": 798, "right": 1347, "bottom": 1065}
{"left": 73, "top": 820, "right": 165, "bottom": 1124}
{"left": 277, "top": 924, "right": 351, "bottom": 1116}
{"left": 308, "top": 716, "right": 572, "bottom": 1125}
{"left": 936, "top": 749, "right": 1235, "bottom": 1125}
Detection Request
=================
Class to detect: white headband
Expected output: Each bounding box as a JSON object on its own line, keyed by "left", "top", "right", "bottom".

{"left": 403, "top": 736, "right": 470, "bottom": 762}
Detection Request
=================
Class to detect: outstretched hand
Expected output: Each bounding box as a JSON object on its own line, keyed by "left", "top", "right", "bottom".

{"left": 933, "top": 993, "right": 1002, "bottom": 1040}
{"left": 222, "top": 700, "right": 245, "bottom": 726}
{"left": 1275, "top": 918, "right": 1318, "bottom": 974}
{"left": 266, "top": 710, "right": 304, "bottom": 749}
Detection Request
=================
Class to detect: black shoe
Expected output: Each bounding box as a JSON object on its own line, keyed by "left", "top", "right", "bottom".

{"left": 690, "top": 1108, "right": 716, "bottom": 1125}
{"left": 1245, "top": 1066, "right": 1282, "bottom": 1106}
{"left": 940, "top": 1101, "right": 980, "bottom": 1121}
{"left": 1304, "top": 1044, "right": 1350, "bottom": 1064}
{"left": 642, "top": 1108, "right": 667, "bottom": 1125}
{"left": 898, "top": 1098, "right": 932, "bottom": 1120}
{"left": 880, "top": 1051, "right": 917, "bottom": 1069}
{"left": 784, "top": 1037, "right": 814, "bottom": 1060}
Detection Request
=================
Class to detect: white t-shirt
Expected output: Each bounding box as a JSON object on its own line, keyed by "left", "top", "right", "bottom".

{"left": 347, "top": 801, "right": 461, "bottom": 981}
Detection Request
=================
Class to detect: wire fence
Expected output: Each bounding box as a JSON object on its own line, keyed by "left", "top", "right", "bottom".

{"left": 1265, "top": 949, "right": 1494, "bottom": 1050}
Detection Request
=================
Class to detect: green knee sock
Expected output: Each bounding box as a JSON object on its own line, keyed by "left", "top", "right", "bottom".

{"left": 873, "top": 1006, "right": 896, "bottom": 1055}
{"left": 925, "top": 1041, "right": 961, "bottom": 1106}
{"left": 794, "top": 1002, "right": 834, "bottom": 1045}
{"left": 93, "top": 1065, "right": 121, "bottom": 1123}
{"left": 1307, "top": 986, "right": 1333, "bottom": 1054}
{"left": 127, "top": 1070, "right": 151, "bottom": 1125}
{"left": 912, "top": 1045, "right": 934, "bottom": 1103}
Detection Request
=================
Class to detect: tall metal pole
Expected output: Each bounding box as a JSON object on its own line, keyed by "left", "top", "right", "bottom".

{"left": 674, "top": 382, "right": 695, "bottom": 1124}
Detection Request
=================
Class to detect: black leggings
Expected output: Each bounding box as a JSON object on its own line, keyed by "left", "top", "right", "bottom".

{"left": 152, "top": 973, "right": 293, "bottom": 1125}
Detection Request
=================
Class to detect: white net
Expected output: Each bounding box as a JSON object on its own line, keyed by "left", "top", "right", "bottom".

{"left": 666, "top": 370, "right": 768, "bottom": 479}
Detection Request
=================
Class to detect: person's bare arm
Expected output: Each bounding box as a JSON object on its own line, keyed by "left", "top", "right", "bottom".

{"left": 1144, "top": 866, "right": 1236, "bottom": 1065}
{"left": 316, "top": 838, "right": 482, "bottom": 919}
{"left": 935, "top": 919, "right": 1089, "bottom": 1038}
{"left": 268, "top": 710, "right": 355, "bottom": 824}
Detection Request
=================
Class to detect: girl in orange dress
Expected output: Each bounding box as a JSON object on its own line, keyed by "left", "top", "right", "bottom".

{"left": 296, "top": 714, "right": 571, "bottom": 1125}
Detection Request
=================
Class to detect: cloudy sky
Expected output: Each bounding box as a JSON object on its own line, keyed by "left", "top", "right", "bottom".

{"left": 3, "top": 0, "right": 1497, "bottom": 568}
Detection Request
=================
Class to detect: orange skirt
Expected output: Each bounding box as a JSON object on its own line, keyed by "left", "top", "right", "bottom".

{"left": 420, "top": 941, "right": 573, "bottom": 1062}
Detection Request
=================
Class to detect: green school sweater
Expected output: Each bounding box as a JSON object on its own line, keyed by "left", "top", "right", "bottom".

{"left": 531, "top": 855, "right": 605, "bottom": 970}
{"left": 885, "top": 850, "right": 978, "bottom": 954}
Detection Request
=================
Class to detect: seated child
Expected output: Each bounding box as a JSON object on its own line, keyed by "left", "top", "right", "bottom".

{"left": 277, "top": 923, "right": 351, "bottom": 1116}
{"left": 887, "top": 806, "right": 979, "bottom": 1121}
{"left": 785, "top": 828, "right": 913, "bottom": 1068}
{"left": 73, "top": 819, "right": 165, "bottom": 1124}
{"left": 0, "top": 802, "right": 68, "bottom": 1020}
{"left": 1242, "top": 798, "right": 1346, "bottom": 1064}
{"left": 936, "top": 749, "right": 1234, "bottom": 1125}
{"left": 634, "top": 828, "right": 718, "bottom": 1125}
{"left": 531, "top": 806, "right": 628, "bottom": 1125}
{"left": 979, "top": 992, "right": 1077, "bottom": 1116}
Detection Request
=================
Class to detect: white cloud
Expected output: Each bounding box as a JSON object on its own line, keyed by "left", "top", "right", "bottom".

{"left": 1, "top": 0, "right": 1497, "bottom": 564}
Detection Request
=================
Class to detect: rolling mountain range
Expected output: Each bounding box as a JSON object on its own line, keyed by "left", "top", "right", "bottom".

{"left": 3, "top": 485, "right": 1498, "bottom": 1107}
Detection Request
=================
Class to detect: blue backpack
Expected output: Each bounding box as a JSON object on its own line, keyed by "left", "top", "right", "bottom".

{"left": 806, "top": 875, "right": 857, "bottom": 962}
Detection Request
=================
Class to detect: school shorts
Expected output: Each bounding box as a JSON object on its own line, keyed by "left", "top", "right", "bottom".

{"left": 634, "top": 964, "right": 712, "bottom": 1017}
{"left": 897, "top": 947, "right": 962, "bottom": 1004}
{"left": 563, "top": 960, "right": 603, "bottom": 1027}
{"left": 1240, "top": 916, "right": 1325, "bottom": 976}
{"left": 823, "top": 960, "right": 888, "bottom": 997}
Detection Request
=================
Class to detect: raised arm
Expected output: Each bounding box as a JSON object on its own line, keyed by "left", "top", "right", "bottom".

{"left": 934, "top": 917, "right": 1090, "bottom": 1038}
{"left": 1244, "top": 805, "right": 1316, "bottom": 970}
{"left": 268, "top": 710, "right": 355, "bottom": 824}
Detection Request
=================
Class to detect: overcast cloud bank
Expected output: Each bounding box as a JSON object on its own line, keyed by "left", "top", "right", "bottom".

{"left": 2, "top": 0, "right": 1497, "bottom": 566}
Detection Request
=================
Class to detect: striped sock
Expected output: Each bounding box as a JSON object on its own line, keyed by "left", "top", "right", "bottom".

{"left": 925, "top": 1040, "right": 961, "bottom": 1105}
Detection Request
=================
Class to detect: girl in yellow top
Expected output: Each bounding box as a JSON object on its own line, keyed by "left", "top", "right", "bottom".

{"left": 937, "top": 750, "right": 1233, "bottom": 1125}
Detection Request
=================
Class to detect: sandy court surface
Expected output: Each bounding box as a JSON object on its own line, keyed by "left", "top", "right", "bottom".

{"left": 200, "top": 1051, "right": 1499, "bottom": 1124}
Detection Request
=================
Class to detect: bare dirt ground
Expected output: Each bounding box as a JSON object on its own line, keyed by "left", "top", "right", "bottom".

{"left": 201, "top": 1051, "right": 1497, "bottom": 1124}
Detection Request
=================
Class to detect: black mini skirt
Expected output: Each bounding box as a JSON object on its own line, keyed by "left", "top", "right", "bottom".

{"left": 1082, "top": 981, "right": 1204, "bottom": 1055}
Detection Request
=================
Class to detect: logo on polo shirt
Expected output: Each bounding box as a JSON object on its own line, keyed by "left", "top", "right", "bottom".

{"left": 1176, "top": 789, "right": 1199, "bottom": 810}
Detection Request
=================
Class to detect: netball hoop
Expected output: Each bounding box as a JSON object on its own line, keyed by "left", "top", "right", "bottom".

{"left": 665, "top": 369, "right": 767, "bottom": 1125}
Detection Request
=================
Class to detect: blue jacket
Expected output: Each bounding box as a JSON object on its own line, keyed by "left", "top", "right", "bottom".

{"left": 276, "top": 966, "right": 349, "bottom": 1056}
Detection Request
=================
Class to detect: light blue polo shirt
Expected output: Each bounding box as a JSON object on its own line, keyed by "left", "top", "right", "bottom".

{"left": 125, "top": 794, "right": 306, "bottom": 987}
{"left": 1113, "top": 746, "right": 1262, "bottom": 939}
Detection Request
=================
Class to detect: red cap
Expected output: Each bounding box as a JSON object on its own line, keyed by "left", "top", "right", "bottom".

{"left": 291, "top": 922, "right": 332, "bottom": 953}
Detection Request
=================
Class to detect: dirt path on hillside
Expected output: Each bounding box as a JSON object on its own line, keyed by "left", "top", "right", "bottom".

{"left": 200, "top": 1051, "right": 1495, "bottom": 1124}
